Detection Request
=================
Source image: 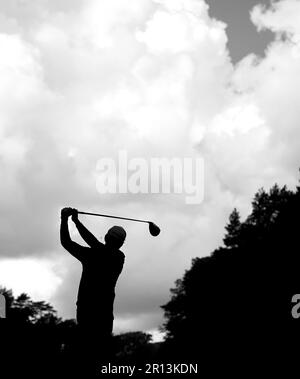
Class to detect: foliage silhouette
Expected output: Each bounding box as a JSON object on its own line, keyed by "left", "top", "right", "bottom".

{"left": 0, "top": 287, "right": 156, "bottom": 377}
{"left": 113, "top": 331, "right": 154, "bottom": 362}
{"left": 161, "top": 183, "right": 300, "bottom": 375}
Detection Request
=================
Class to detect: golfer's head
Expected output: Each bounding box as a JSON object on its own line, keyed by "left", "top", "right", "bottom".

{"left": 105, "top": 226, "right": 126, "bottom": 249}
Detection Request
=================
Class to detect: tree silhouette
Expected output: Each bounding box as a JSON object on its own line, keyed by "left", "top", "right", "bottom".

{"left": 0, "top": 287, "right": 160, "bottom": 376}
{"left": 0, "top": 287, "right": 60, "bottom": 323}
{"left": 223, "top": 208, "right": 241, "bottom": 248}
{"left": 0, "top": 287, "right": 72, "bottom": 377}
{"left": 161, "top": 183, "right": 300, "bottom": 375}
{"left": 114, "top": 331, "right": 153, "bottom": 361}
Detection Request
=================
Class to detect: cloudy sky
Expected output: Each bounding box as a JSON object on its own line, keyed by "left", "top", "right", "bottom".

{"left": 0, "top": 0, "right": 300, "bottom": 339}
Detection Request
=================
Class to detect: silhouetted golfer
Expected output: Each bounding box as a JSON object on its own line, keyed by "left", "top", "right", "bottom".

{"left": 60, "top": 207, "right": 126, "bottom": 364}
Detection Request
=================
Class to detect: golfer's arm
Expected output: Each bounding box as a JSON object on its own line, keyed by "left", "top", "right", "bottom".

{"left": 73, "top": 219, "right": 101, "bottom": 248}
{"left": 60, "top": 217, "right": 87, "bottom": 260}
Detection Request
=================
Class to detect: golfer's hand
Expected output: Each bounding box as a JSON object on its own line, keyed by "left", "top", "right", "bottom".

{"left": 71, "top": 208, "right": 79, "bottom": 223}
{"left": 61, "top": 207, "right": 73, "bottom": 220}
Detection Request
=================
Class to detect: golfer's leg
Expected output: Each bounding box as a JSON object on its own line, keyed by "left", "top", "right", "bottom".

{"left": 94, "top": 317, "right": 114, "bottom": 363}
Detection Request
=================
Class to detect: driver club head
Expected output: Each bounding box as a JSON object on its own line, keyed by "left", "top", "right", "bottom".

{"left": 148, "top": 222, "right": 160, "bottom": 236}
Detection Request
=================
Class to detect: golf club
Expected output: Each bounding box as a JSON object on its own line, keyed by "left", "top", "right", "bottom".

{"left": 78, "top": 211, "right": 161, "bottom": 236}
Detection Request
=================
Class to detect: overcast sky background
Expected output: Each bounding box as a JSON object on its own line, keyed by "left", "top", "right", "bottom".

{"left": 0, "top": 0, "right": 300, "bottom": 340}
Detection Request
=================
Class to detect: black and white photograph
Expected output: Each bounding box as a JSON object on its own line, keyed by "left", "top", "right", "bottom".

{"left": 0, "top": 0, "right": 299, "bottom": 377}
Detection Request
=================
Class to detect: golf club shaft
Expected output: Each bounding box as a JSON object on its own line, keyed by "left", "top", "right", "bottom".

{"left": 78, "top": 211, "right": 149, "bottom": 224}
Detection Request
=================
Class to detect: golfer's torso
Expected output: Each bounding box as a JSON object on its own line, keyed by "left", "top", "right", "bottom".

{"left": 76, "top": 247, "right": 124, "bottom": 312}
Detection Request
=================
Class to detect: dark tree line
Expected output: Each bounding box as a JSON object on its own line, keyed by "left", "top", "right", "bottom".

{"left": 161, "top": 183, "right": 300, "bottom": 375}
{"left": 0, "top": 288, "right": 154, "bottom": 377}
{"left": 0, "top": 287, "right": 76, "bottom": 377}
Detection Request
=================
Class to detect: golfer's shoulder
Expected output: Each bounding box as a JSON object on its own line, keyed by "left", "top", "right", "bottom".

{"left": 117, "top": 249, "right": 125, "bottom": 261}
{"left": 89, "top": 241, "right": 105, "bottom": 255}
{"left": 94, "top": 241, "right": 105, "bottom": 249}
